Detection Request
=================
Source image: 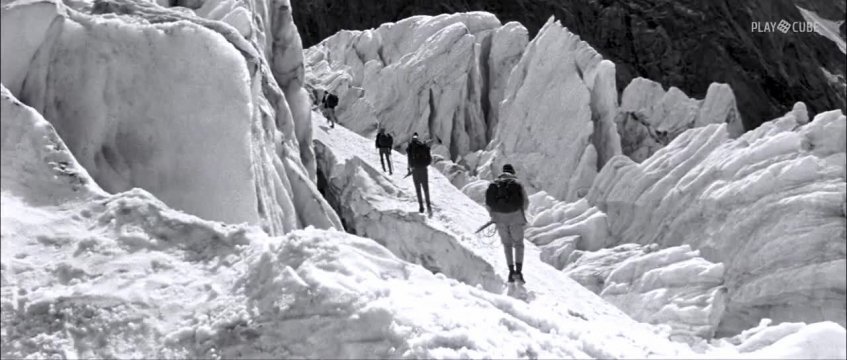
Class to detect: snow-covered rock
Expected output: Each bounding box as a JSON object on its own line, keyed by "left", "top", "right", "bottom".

{"left": 0, "top": 0, "right": 339, "bottom": 234}
{"left": 588, "top": 110, "right": 847, "bottom": 334}
{"left": 304, "top": 13, "right": 529, "bottom": 158}
{"left": 483, "top": 17, "right": 622, "bottom": 201}
{"left": 616, "top": 78, "right": 742, "bottom": 162}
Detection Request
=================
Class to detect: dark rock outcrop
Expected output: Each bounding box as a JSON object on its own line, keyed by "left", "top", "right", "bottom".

{"left": 293, "top": 0, "right": 846, "bottom": 131}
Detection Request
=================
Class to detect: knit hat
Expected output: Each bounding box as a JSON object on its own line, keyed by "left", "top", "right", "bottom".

{"left": 502, "top": 164, "right": 516, "bottom": 174}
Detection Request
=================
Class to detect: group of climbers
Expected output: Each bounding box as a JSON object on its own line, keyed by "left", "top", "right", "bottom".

{"left": 378, "top": 129, "right": 527, "bottom": 283}
{"left": 320, "top": 88, "right": 529, "bottom": 284}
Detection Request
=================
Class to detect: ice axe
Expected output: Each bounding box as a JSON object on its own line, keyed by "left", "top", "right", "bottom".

{"left": 403, "top": 170, "right": 412, "bottom": 179}
{"left": 475, "top": 220, "right": 494, "bottom": 233}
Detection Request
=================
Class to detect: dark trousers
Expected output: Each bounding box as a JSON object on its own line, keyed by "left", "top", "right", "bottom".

{"left": 411, "top": 166, "right": 431, "bottom": 211}
{"left": 379, "top": 148, "right": 392, "bottom": 174}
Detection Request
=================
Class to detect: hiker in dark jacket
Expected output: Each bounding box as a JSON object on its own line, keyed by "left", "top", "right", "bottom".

{"left": 406, "top": 132, "right": 432, "bottom": 214}
{"left": 322, "top": 92, "right": 339, "bottom": 128}
{"left": 375, "top": 128, "right": 394, "bottom": 175}
{"left": 485, "top": 164, "right": 530, "bottom": 283}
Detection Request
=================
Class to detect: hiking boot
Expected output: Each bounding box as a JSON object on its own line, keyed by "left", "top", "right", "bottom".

{"left": 515, "top": 263, "right": 524, "bottom": 283}
{"left": 514, "top": 272, "right": 525, "bottom": 283}
{"left": 419, "top": 206, "right": 425, "bottom": 213}
{"left": 507, "top": 265, "right": 516, "bottom": 283}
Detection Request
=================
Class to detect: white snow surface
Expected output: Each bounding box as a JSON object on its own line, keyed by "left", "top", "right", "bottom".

{"left": 0, "top": 0, "right": 339, "bottom": 234}
{"left": 588, "top": 110, "right": 847, "bottom": 335}
{"left": 304, "top": 13, "right": 529, "bottom": 159}
{"left": 1, "top": 89, "right": 690, "bottom": 359}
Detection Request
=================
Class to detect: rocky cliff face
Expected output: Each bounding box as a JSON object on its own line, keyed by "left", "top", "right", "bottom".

{"left": 292, "top": 0, "right": 846, "bottom": 131}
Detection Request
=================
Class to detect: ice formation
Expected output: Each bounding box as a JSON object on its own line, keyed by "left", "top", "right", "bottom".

{"left": 588, "top": 110, "right": 846, "bottom": 335}
{"left": 565, "top": 244, "right": 727, "bottom": 341}
{"left": 304, "top": 13, "right": 529, "bottom": 158}
{"left": 616, "top": 78, "right": 743, "bottom": 162}
{"left": 1, "top": 87, "right": 689, "bottom": 358}
{"left": 3, "top": 0, "right": 845, "bottom": 356}
{"left": 0, "top": 0, "right": 339, "bottom": 234}
{"left": 479, "top": 17, "right": 622, "bottom": 201}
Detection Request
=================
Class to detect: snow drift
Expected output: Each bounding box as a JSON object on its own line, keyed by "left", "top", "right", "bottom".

{"left": 0, "top": 0, "right": 338, "bottom": 234}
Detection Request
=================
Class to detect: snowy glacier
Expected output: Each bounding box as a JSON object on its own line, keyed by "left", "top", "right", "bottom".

{"left": 0, "top": 0, "right": 339, "bottom": 234}
{"left": 2, "top": 0, "right": 846, "bottom": 357}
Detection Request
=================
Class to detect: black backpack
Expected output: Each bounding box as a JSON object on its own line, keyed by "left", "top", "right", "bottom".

{"left": 377, "top": 133, "right": 393, "bottom": 148}
{"left": 325, "top": 93, "right": 339, "bottom": 108}
{"left": 408, "top": 141, "right": 432, "bottom": 167}
{"left": 485, "top": 178, "right": 523, "bottom": 213}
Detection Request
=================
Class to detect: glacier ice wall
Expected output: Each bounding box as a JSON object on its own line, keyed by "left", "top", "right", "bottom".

{"left": 588, "top": 110, "right": 846, "bottom": 335}
{"left": 483, "top": 17, "right": 622, "bottom": 201}
{"left": 304, "top": 13, "right": 528, "bottom": 159}
{"left": 0, "top": 0, "right": 340, "bottom": 234}
{"left": 616, "top": 77, "right": 743, "bottom": 163}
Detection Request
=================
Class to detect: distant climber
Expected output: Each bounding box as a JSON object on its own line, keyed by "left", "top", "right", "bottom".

{"left": 406, "top": 132, "right": 432, "bottom": 215}
{"left": 322, "top": 91, "right": 339, "bottom": 128}
{"left": 375, "top": 128, "right": 394, "bottom": 175}
{"left": 485, "top": 164, "right": 529, "bottom": 283}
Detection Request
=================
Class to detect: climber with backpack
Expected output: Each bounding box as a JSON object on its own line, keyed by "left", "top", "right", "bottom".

{"left": 322, "top": 91, "right": 339, "bottom": 128}
{"left": 406, "top": 132, "right": 432, "bottom": 215}
{"left": 485, "top": 164, "right": 529, "bottom": 283}
{"left": 375, "top": 128, "right": 394, "bottom": 175}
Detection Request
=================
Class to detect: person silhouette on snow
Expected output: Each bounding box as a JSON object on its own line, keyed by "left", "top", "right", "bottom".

{"left": 485, "top": 164, "right": 529, "bottom": 283}
{"left": 406, "top": 132, "right": 432, "bottom": 215}
{"left": 375, "top": 128, "right": 394, "bottom": 175}
{"left": 322, "top": 91, "right": 339, "bottom": 128}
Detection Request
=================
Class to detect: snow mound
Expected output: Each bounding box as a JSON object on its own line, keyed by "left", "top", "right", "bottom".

{"left": 588, "top": 109, "right": 847, "bottom": 334}
{"left": 0, "top": 0, "right": 339, "bottom": 234}
{"left": 481, "top": 17, "right": 622, "bottom": 201}
{"left": 616, "top": 78, "right": 743, "bottom": 162}
{"left": 304, "top": 12, "right": 529, "bottom": 159}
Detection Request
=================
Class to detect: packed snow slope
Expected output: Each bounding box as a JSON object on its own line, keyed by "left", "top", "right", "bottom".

{"left": 0, "top": 79, "right": 721, "bottom": 360}
{"left": 0, "top": 0, "right": 339, "bottom": 235}
{"left": 2, "top": 72, "right": 846, "bottom": 358}
{"left": 309, "top": 109, "right": 847, "bottom": 358}
{"left": 586, "top": 109, "right": 847, "bottom": 335}
{"left": 310, "top": 112, "right": 695, "bottom": 355}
